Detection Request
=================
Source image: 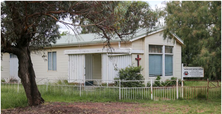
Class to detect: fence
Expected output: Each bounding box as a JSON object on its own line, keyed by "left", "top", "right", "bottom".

{"left": 1, "top": 78, "right": 221, "bottom": 101}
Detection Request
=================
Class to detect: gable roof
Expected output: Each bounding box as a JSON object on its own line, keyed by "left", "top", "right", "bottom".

{"left": 52, "top": 28, "right": 183, "bottom": 47}
{"left": 129, "top": 28, "right": 184, "bottom": 45}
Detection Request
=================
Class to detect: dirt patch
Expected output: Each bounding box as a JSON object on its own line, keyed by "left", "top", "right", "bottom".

{"left": 1, "top": 102, "right": 176, "bottom": 114}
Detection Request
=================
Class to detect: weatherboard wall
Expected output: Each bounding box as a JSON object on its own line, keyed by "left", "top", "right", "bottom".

{"left": 144, "top": 31, "right": 182, "bottom": 81}
{"left": 1, "top": 53, "right": 10, "bottom": 79}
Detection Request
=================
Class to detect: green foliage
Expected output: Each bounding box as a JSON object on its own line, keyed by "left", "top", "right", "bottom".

{"left": 156, "top": 76, "right": 161, "bottom": 80}
{"left": 161, "top": 79, "right": 171, "bottom": 86}
{"left": 163, "top": 1, "right": 221, "bottom": 80}
{"left": 56, "top": 80, "right": 69, "bottom": 85}
{"left": 146, "top": 82, "right": 151, "bottom": 87}
{"left": 81, "top": 1, "right": 159, "bottom": 35}
{"left": 153, "top": 76, "right": 162, "bottom": 87}
{"left": 116, "top": 65, "right": 144, "bottom": 87}
{"left": 153, "top": 77, "right": 182, "bottom": 87}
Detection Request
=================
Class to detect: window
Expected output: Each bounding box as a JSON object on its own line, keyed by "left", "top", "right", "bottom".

{"left": 48, "top": 52, "right": 57, "bottom": 71}
{"left": 149, "top": 55, "right": 162, "bottom": 76}
{"left": 149, "top": 45, "right": 173, "bottom": 77}
{"left": 149, "top": 45, "right": 162, "bottom": 53}
{"left": 149, "top": 45, "right": 162, "bottom": 77}
{"left": 165, "top": 46, "right": 173, "bottom": 76}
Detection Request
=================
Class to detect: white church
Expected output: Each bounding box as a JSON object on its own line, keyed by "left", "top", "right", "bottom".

{"left": 1, "top": 28, "right": 183, "bottom": 84}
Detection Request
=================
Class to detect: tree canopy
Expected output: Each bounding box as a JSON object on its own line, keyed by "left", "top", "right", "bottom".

{"left": 1, "top": 1, "right": 159, "bottom": 106}
{"left": 163, "top": 1, "right": 221, "bottom": 80}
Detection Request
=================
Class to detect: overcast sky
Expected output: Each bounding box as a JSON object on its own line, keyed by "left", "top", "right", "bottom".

{"left": 147, "top": 1, "right": 166, "bottom": 10}
{"left": 58, "top": 1, "right": 167, "bottom": 34}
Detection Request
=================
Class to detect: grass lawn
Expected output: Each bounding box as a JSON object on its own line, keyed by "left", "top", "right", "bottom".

{"left": 1, "top": 81, "right": 221, "bottom": 113}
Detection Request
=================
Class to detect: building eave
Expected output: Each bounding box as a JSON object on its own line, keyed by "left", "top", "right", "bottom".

{"left": 64, "top": 48, "right": 144, "bottom": 55}
{"left": 170, "top": 32, "right": 184, "bottom": 45}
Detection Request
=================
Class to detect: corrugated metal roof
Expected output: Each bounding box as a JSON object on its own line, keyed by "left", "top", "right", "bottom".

{"left": 52, "top": 27, "right": 183, "bottom": 47}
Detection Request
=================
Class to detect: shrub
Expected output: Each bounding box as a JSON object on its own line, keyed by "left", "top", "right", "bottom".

{"left": 56, "top": 80, "right": 69, "bottom": 85}
{"left": 170, "top": 77, "right": 177, "bottom": 85}
{"left": 147, "top": 82, "right": 151, "bottom": 87}
{"left": 115, "top": 65, "right": 144, "bottom": 87}
{"left": 153, "top": 76, "right": 162, "bottom": 87}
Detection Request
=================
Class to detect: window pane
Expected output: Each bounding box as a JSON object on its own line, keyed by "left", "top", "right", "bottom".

{"left": 52, "top": 52, "right": 57, "bottom": 70}
{"left": 48, "top": 52, "right": 52, "bottom": 70}
{"left": 149, "top": 55, "right": 162, "bottom": 77}
{"left": 165, "top": 55, "right": 173, "bottom": 76}
{"left": 165, "top": 46, "right": 173, "bottom": 53}
{"left": 149, "top": 45, "right": 162, "bottom": 53}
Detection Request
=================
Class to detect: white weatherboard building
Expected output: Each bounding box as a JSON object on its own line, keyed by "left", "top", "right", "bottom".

{"left": 1, "top": 28, "right": 183, "bottom": 84}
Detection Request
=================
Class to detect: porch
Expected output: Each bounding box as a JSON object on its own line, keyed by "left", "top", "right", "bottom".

{"left": 65, "top": 48, "right": 143, "bottom": 85}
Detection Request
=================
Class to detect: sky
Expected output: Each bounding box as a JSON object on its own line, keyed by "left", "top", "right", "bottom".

{"left": 58, "top": 1, "right": 167, "bottom": 34}
{"left": 147, "top": 1, "right": 167, "bottom": 10}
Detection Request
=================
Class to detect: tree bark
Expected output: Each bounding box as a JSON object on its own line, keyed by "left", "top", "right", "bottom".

{"left": 17, "top": 46, "right": 44, "bottom": 106}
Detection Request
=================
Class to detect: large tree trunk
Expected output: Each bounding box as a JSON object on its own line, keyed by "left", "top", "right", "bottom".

{"left": 17, "top": 47, "right": 44, "bottom": 106}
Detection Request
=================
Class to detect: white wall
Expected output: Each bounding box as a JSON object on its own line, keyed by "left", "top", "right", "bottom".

{"left": 31, "top": 48, "right": 69, "bottom": 80}
{"left": 1, "top": 53, "right": 10, "bottom": 79}
{"left": 142, "top": 31, "right": 182, "bottom": 81}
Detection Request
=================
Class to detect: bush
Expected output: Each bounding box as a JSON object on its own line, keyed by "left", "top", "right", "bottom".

{"left": 161, "top": 77, "right": 183, "bottom": 87}
{"left": 56, "top": 80, "right": 69, "bottom": 85}
{"left": 153, "top": 76, "right": 162, "bottom": 87}
{"left": 115, "top": 65, "right": 144, "bottom": 87}
{"left": 147, "top": 82, "right": 151, "bottom": 87}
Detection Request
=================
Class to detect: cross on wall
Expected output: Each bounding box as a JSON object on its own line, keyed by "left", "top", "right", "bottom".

{"left": 135, "top": 55, "right": 141, "bottom": 67}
